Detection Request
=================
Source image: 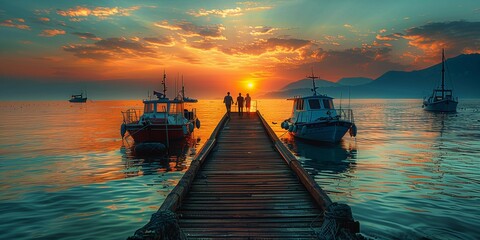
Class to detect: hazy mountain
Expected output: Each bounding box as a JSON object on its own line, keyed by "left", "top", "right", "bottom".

{"left": 337, "top": 77, "right": 373, "bottom": 86}
{"left": 281, "top": 78, "right": 339, "bottom": 90}
{"left": 262, "top": 53, "right": 480, "bottom": 99}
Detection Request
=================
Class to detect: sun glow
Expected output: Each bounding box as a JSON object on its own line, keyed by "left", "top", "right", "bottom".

{"left": 247, "top": 82, "right": 254, "bottom": 89}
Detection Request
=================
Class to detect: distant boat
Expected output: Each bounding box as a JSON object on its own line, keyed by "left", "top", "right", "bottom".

{"left": 281, "top": 71, "right": 357, "bottom": 143}
{"left": 120, "top": 72, "right": 200, "bottom": 145}
{"left": 69, "top": 91, "right": 87, "bottom": 103}
{"left": 423, "top": 49, "right": 458, "bottom": 112}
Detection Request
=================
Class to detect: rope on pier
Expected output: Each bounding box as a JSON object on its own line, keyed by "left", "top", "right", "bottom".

{"left": 127, "top": 210, "right": 186, "bottom": 240}
{"left": 316, "top": 202, "right": 360, "bottom": 240}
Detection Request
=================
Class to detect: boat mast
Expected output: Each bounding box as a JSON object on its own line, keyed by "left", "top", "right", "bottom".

{"left": 162, "top": 70, "right": 167, "bottom": 98}
{"left": 307, "top": 68, "right": 319, "bottom": 96}
{"left": 441, "top": 48, "right": 445, "bottom": 98}
{"left": 182, "top": 75, "right": 185, "bottom": 101}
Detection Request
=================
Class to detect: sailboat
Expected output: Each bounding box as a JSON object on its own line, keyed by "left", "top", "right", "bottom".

{"left": 423, "top": 49, "right": 458, "bottom": 112}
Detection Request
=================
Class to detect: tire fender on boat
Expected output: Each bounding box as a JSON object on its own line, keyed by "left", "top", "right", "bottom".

{"left": 349, "top": 123, "right": 357, "bottom": 137}
{"left": 288, "top": 124, "right": 294, "bottom": 132}
{"left": 120, "top": 123, "right": 127, "bottom": 138}
{"left": 195, "top": 118, "right": 201, "bottom": 129}
{"left": 301, "top": 125, "right": 307, "bottom": 135}
{"left": 292, "top": 125, "right": 297, "bottom": 133}
{"left": 189, "top": 122, "right": 194, "bottom": 133}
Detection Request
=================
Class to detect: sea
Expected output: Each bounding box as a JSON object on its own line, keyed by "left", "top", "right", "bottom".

{"left": 0, "top": 99, "right": 479, "bottom": 240}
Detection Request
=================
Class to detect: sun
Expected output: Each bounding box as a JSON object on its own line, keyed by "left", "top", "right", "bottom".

{"left": 247, "top": 82, "right": 254, "bottom": 89}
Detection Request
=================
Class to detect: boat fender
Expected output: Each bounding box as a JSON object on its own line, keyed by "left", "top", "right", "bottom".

{"left": 301, "top": 125, "right": 307, "bottom": 135}
{"left": 349, "top": 123, "right": 357, "bottom": 137}
{"left": 182, "top": 125, "right": 188, "bottom": 135}
{"left": 120, "top": 123, "right": 127, "bottom": 138}
{"left": 195, "top": 118, "right": 201, "bottom": 129}
{"left": 288, "top": 124, "right": 294, "bottom": 132}
{"left": 281, "top": 121, "right": 288, "bottom": 130}
{"left": 189, "top": 122, "right": 194, "bottom": 133}
{"left": 292, "top": 125, "right": 297, "bottom": 133}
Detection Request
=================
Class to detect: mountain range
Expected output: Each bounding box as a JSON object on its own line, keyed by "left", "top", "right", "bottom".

{"left": 262, "top": 53, "right": 480, "bottom": 99}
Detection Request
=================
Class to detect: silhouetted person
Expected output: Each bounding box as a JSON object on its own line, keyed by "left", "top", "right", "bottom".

{"left": 223, "top": 92, "right": 234, "bottom": 118}
{"left": 245, "top": 93, "right": 252, "bottom": 112}
{"left": 236, "top": 93, "right": 244, "bottom": 116}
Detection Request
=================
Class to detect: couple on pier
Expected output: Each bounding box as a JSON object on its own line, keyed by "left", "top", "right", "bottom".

{"left": 223, "top": 92, "right": 251, "bottom": 117}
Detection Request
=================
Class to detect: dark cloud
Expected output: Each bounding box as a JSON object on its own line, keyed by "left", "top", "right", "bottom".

{"left": 63, "top": 37, "right": 155, "bottom": 60}
{"left": 403, "top": 21, "right": 480, "bottom": 57}
{"left": 143, "top": 36, "right": 174, "bottom": 46}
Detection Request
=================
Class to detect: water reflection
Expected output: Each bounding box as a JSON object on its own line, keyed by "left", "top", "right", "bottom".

{"left": 281, "top": 135, "right": 357, "bottom": 175}
{"left": 121, "top": 137, "right": 198, "bottom": 178}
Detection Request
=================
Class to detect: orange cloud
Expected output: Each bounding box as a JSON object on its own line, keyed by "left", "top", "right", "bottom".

{"left": 56, "top": 6, "right": 140, "bottom": 20}
{"left": 63, "top": 37, "right": 156, "bottom": 60}
{"left": 39, "top": 29, "right": 66, "bottom": 37}
{"left": 188, "top": 5, "right": 272, "bottom": 18}
{"left": 0, "top": 19, "right": 31, "bottom": 30}
{"left": 38, "top": 17, "right": 50, "bottom": 22}
{"left": 249, "top": 26, "right": 278, "bottom": 36}
{"left": 72, "top": 32, "right": 101, "bottom": 40}
{"left": 155, "top": 20, "right": 226, "bottom": 40}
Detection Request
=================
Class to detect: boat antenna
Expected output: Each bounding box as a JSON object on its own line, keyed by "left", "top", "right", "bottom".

{"left": 307, "top": 68, "right": 319, "bottom": 95}
{"left": 441, "top": 48, "right": 445, "bottom": 99}
{"left": 162, "top": 70, "right": 167, "bottom": 98}
{"left": 339, "top": 92, "right": 342, "bottom": 110}
{"left": 182, "top": 75, "right": 185, "bottom": 100}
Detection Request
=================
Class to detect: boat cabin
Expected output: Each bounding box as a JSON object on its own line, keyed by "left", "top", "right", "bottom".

{"left": 139, "top": 98, "right": 194, "bottom": 125}
{"left": 288, "top": 95, "right": 339, "bottom": 123}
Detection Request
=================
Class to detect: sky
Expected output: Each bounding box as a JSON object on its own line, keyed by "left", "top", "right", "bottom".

{"left": 0, "top": 0, "right": 479, "bottom": 99}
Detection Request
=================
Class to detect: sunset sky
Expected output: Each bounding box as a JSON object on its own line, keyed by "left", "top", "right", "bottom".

{"left": 1, "top": 0, "right": 479, "bottom": 99}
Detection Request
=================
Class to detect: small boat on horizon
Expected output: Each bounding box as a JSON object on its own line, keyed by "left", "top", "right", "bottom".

{"left": 69, "top": 91, "right": 87, "bottom": 103}
{"left": 120, "top": 72, "right": 200, "bottom": 146}
{"left": 281, "top": 71, "right": 357, "bottom": 143}
{"left": 423, "top": 49, "right": 458, "bottom": 112}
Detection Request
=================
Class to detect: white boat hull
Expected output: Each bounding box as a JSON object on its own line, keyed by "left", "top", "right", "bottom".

{"left": 290, "top": 121, "right": 352, "bottom": 143}
{"left": 424, "top": 99, "right": 457, "bottom": 112}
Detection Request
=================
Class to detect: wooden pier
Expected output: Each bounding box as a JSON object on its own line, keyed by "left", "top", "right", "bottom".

{"left": 129, "top": 111, "right": 359, "bottom": 239}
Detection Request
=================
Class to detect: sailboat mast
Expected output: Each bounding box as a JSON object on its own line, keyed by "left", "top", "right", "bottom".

{"left": 441, "top": 48, "right": 445, "bottom": 98}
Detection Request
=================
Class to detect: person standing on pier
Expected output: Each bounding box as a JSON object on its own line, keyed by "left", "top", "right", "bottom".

{"left": 236, "top": 93, "right": 244, "bottom": 116}
{"left": 245, "top": 93, "right": 251, "bottom": 112}
{"left": 223, "top": 92, "right": 234, "bottom": 118}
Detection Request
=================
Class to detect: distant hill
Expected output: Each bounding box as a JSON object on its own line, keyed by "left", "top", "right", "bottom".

{"left": 337, "top": 77, "right": 373, "bottom": 86}
{"left": 262, "top": 53, "right": 480, "bottom": 99}
{"left": 281, "top": 78, "right": 338, "bottom": 90}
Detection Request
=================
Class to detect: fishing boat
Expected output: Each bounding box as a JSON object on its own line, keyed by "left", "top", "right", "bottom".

{"left": 423, "top": 49, "right": 458, "bottom": 112}
{"left": 120, "top": 72, "right": 200, "bottom": 145}
{"left": 69, "top": 91, "right": 87, "bottom": 103}
{"left": 281, "top": 72, "right": 357, "bottom": 143}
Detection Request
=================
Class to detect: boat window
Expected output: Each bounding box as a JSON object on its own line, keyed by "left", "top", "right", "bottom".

{"left": 169, "top": 103, "right": 183, "bottom": 114}
{"left": 323, "top": 99, "right": 333, "bottom": 109}
{"left": 295, "top": 99, "right": 304, "bottom": 110}
{"left": 144, "top": 103, "right": 154, "bottom": 113}
{"left": 308, "top": 99, "right": 321, "bottom": 109}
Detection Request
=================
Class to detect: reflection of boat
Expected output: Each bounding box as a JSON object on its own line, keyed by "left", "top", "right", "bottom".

{"left": 120, "top": 72, "right": 200, "bottom": 145}
{"left": 69, "top": 91, "right": 87, "bottom": 103}
{"left": 283, "top": 136, "right": 355, "bottom": 174}
{"left": 423, "top": 49, "right": 458, "bottom": 112}
{"left": 281, "top": 71, "right": 357, "bottom": 143}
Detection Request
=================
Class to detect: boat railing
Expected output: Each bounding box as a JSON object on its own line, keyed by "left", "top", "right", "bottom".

{"left": 297, "top": 108, "right": 354, "bottom": 123}
{"left": 122, "top": 109, "right": 142, "bottom": 124}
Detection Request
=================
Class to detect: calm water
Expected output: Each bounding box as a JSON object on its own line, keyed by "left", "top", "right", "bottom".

{"left": 1, "top": 99, "right": 479, "bottom": 239}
